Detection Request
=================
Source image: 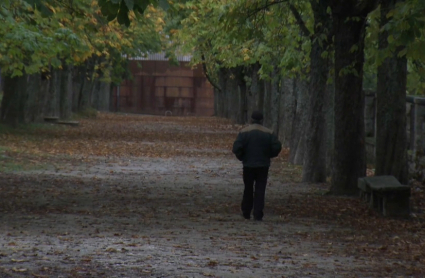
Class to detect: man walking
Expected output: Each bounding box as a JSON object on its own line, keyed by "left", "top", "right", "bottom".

{"left": 232, "top": 111, "right": 282, "bottom": 221}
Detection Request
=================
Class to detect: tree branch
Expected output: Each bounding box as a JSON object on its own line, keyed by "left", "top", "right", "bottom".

{"left": 289, "top": 4, "right": 311, "bottom": 37}
{"left": 201, "top": 54, "right": 221, "bottom": 92}
{"left": 246, "top": 0, "right": 290, "bottom": 19}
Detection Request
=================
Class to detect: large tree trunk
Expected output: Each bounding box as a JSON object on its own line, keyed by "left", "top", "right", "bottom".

{"left": 213, "top": 88, "right": 219, "bottom": 116}
{"left": 77, "top": 58, "right": 96, "bottom": 112}
{"left": 237, "top": 68, "right": 248, "bottom": 124}
{"left": 0, "top": 73, "right": 48, "bottom": 124}
{"left": 375, "top": 0, "right": 408, "bottom": 184}
{"left": 59, "top": 64, "right": 73, "bottom": 119}
{"left": 26, "top": 74, "right": 49, "bottom": 123}
{"left": 217, "top": 67, "right": 229, "bottom": 118}
{"left": 248, "top": 62, "right": 261, "bottom": 117}
{"left": 263, "top": 79, "right": 272, "bottom": 128}
{"left": 93, "top": 81, "right": 111, "bottom": 111}
{"left": 227, "top": 68, "right": 240, "bottom": 121}
{"left": 302, "top": 0, "right": 331, "bottom": 183}
{"left": 257, "top": 79, "right": 265, "bottom": 115}
{"left": 330, "top": 2, "right": 377, "bottom": 195}
{"left": 289, "top": 78, "right": 309, "bottom": 165}
{"left": 270, "top": 66, "right": 281, "bottom": 135}
{"left": 72, "top": 66, "right": 84, "bottom": 112}
{"left": 280, "top": 78, "right": 297, "bottom": 147}
{"left": 1, "top": 75, "right": 28, "bottom": 125}
{"left": 326, "top": 83, "right": 335, "bottom": 176}
{"left": 45, "top": 69, "right": 60, "bottom": 117}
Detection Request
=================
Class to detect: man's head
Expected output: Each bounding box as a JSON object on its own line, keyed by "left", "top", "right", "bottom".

{"left": 251, "top": 110, "right": 263, "bottom": 124}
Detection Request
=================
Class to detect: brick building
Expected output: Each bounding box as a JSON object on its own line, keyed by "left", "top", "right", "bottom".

{"left": 112, "top": 53, "right": 214, "bottom": 117}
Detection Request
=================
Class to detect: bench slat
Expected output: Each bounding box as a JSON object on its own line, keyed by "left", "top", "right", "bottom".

{"left": 363, "top": 176, "right": 409, "bottom": 192}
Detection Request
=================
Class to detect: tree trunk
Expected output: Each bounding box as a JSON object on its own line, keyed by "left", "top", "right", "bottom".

{"left": 289, "top": 78, "right": 309, "bottom": 165}
{"left": 45, "top": 69, "right": 59, "bottom": 117}
{"left": 29, "top": 74, "right": 50, "bottom": 122}
{"left": 280, "top": 78, "right": 297, "bottom": 147}
{"left": 271, "top": 66, "right": 281, "bottom": 135}
{"left": 326, "top": 83, "right": 335, "bottom": 176}
{"left": 95, "top": 81, "right": 111, "bottom": 111}
{"left": 72, "top": 66, "right": 83, "bottom": 112}
{"left": 227, "top": 69, "right": 239, "bottom": 121}
{"left": 213, "top": 88, "right": 219, "bottom": 116}
{"left": 257, "top": 79, "right": 265, "bottom": 114}
{"left": 109, "top": 83, "right": 115, "bottom": 112}
{"left": 217, "top": 67, "right": 228, "bottom": 118}
{"left": 330, "top": 2, "right": 377, "bottom": 194}
{"left": 248, "top": 62, "right": 261, "bottom": 117}
{"left": 77, "top": 59, "right": 96, "bottom": 112}
{"left": 237, "top": 68, "right": 248, "bottom": 124}
{"left": 375, "top": 0, "right": 408, "bottom": 184}
{"left": 263, "top": 79, "right": 272, "bottom": 128}
{"left": 1, "top": 75, "right": 28, "bottom": 125}
{"left": 302, "top": 0, "right": 331, "bottom": 183}
{"left": 59, "top": 64, "right": 73, "bottom": 119}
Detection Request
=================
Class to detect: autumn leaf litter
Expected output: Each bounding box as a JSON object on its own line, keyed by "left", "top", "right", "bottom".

{"left": 0, "top": 113, "right": 424, "bottom": 277}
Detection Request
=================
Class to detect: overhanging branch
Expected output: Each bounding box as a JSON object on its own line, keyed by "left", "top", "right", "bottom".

{"left": 289, "top": 4, "right": 311, "bottom": 38}
{"left": 201, "top": 54, "right": 221, "bottom": 92}
{"left": 246, "top": 0, "right": 290, "bottom": 18}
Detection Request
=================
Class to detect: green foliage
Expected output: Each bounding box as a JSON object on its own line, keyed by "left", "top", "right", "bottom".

{"left": 98, "top": 0, "right": 169, "bottom": 25}
{"left": 364, "top": 0, "right": 425, "bottom": 94}
{"left": 0, "top": 0, "right": 165, "bottom": 86}
{"left": 167, "top": 0, "right": 312, "bottom": 85}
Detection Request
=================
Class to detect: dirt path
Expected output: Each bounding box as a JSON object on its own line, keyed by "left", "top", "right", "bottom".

{"left": 0, "top": 114, "right": 424, "bottom": 277}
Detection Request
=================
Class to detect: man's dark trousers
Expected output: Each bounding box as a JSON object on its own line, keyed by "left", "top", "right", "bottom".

{"left": 241, "top": 167, "right": 269, "bottom": 220}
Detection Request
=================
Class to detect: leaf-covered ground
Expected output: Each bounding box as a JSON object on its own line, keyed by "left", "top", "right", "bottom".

{"left": 0, "top": 113, "right": 424, "bottom": 277}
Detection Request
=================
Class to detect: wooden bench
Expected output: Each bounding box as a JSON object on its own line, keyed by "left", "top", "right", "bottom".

{"left": 358, "top": 176, "right": 411, "bottom": 217}
{"left": 44, "top": 116, "right": 59, "bottom": 123}
{"left": 55, "top": 121, "right": 79, "bottom": 127}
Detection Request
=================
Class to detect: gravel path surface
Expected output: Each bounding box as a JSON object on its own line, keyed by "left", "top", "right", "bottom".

{"left": 1, "top": 156, "right": 379, "bottom": 277}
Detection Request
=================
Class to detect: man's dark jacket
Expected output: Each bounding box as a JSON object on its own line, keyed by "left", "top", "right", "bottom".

{"left": 232, "top": 124, "right": 282, "bottom": 167}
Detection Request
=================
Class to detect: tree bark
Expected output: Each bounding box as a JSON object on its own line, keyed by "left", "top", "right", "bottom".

{"left": 1, "top": 75, "right": 28, "bottom": 125}
{"left": 236, "top": 67, "right": 248, "bottom": 124}
{"left": 263, "top": 79, "right": 272, "bottom": 128}
{"left": 270, "top": 66, "right": 281, "bottom": 135}
{"left": 330, "top": 1, "right": 377, "bottom": 195}
{"left": 59, "top": 64, "right": 73, "bottom": 119}
{"left": 0, "top": 73, "right": 48, "bottom": 124}
{"left": 302, "top": 0, "right": 331, "bottom": 183}
{"left": 72, "top": 66, "right": 83, "bottom": 112}
{"left": 326, "top": 83, "right": 335, "bottom": 176}
{"left": 226, "top": 69, "right": 239, "bottom": 121}
{"left": 248, "top": 62, "right": 261, "bottom": 117}
{"left": 217, "top": 67, "right": 229, "bottom": 118}
{"left": 96, "top": 81, "right": 112, "bottom": 111}
{"left": 289, "top": 78, "right": 309, "bottom": 165}
{"left": 77, "top": 58, "right": 96, "bottom": 112}
{"left": 280, "top": 78, "right": 297, "bottom": 147}
{"left": 45, "top": 69, "right": 59, "bottom": 117}
{"left": 375, "top": 0, "right": 408, "bottom": 184}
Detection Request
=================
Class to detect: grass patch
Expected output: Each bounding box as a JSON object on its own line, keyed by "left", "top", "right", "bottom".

{"left": 0, "top": 161, "right": 26, "bottom": 172}
{"left": 0, "top": 160, "right": 48, "bottom": 173}
{"left": 0, "top": 122, "right": 65, "bottom": 135}
{"left": 0, "top": 151, "right": 50, "bottom": 173}
{"left": 72, "top": 107, "right": 98, "bottom": 119}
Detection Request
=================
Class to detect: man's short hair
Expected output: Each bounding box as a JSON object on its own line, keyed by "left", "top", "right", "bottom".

{"left": 251, "top": 111, "right": 263, "bottom": 121}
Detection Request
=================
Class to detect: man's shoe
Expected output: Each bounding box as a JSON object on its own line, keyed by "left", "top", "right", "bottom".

{"left": 241, "top": 213, "right": 250, "bottom": 220}
{"left": 254, "top": 218, "right": 262, "bottom": 221}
